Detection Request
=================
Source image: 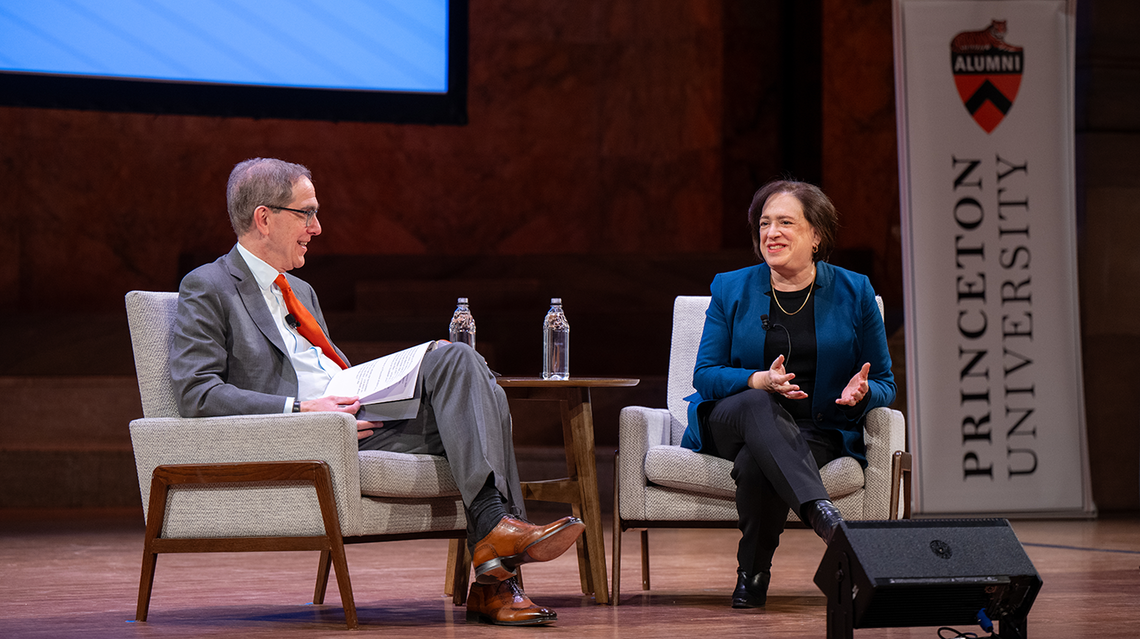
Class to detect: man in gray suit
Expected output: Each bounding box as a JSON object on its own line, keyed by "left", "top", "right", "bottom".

{"left": 170, "top": 158, "right": 584, "bottom": 626}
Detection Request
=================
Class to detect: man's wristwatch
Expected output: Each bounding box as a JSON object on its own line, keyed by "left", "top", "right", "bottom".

{"left": 293, "top": 399, "right": 301, "bottom": 413}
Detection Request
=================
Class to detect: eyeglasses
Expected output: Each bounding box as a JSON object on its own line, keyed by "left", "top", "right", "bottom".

{"left": 267, "top": 205, "right": 318, "bottom": 226}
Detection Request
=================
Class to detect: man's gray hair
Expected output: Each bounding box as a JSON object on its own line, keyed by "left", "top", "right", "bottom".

{"left": 226, "top": 158, "right": 312, "bottom": 235}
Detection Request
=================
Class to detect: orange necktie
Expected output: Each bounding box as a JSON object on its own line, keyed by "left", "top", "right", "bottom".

{"left": 274, "top": 274, "right": 348, "bottom": 370}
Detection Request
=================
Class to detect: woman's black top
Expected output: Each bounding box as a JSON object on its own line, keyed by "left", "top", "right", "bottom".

{"left": 764, "top": 280, "right": 868, "bottom": 464}
{"left": 764, "top": 283, "right": 818, "bottom": 422}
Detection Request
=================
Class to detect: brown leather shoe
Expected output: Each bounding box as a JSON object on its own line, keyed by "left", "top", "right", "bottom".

{"left": 466, "top": 578, "right": 556, "bottom": 626}
{"left": 472, "top": 515, "right": 585, "bottom": 583}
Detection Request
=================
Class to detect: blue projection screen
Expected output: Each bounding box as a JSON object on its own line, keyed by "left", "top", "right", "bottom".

{"left": 0, "top": 0, "right": 467, "bottom": 123}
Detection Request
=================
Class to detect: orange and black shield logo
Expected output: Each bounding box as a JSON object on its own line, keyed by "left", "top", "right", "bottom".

{"left": 950, "top": 20, "right": 1023, "bottom": 134}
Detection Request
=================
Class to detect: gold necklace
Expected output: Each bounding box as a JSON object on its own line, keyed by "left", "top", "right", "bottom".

{"left": 771, "top": 265, "right": 816, "bottom": 316}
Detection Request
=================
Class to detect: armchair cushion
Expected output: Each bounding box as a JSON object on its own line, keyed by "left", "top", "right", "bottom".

{"left": 644, "top": 445, "right": 865, "bottom": 502}
{"left": 644, "top": 446, "right": 734, "bottom": 498}
{"left": 818, "top": 456, "right": 865, "bottom": 498}
{"left": 359, "top": 450, "right": 460, "bottom": 498}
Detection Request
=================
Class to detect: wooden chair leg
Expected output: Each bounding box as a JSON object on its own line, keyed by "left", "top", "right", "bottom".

{"left": 311, "top": 462, "right": 358, "bottom": 630}
{"left": 449, "top": 538, "right": 470, "bottom": 605}
{"left": 889, "top": 452, "right": 902, "bottom": 520}
{"left": 611, "top": 450, "right": 622, "bottom": 606}
{"left": 890, "top": 451, "right": 914, "bottom": 520}
{"left": 901, "top": 451, "right": 913, "bottom": 519}
{"left": 135, "top": 549, "right": 158, "bottom": 622}
{"left": 444, "top": 539, "right": 459, "bottom": 597}
{"left": 313, "top": 550, "right": 332, "bottom": 604}
{"left": 640, "top": 530, "right": 650, "bottom": 591}
{"left": 135, "top": 468, "right": 174, "bottom": 622}
{"left": 462, "top": 541, "right": 472, "bottom": 592}
{"left": 321, "top": 539, "right": 357, "bottom": 629}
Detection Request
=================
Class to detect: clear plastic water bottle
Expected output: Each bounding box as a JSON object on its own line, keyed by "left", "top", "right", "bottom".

{"left": 448, "top": 297, "right": 476, "bottom": 351}
{"left": 542, "top": 298, "right": 569, "bottom": 380}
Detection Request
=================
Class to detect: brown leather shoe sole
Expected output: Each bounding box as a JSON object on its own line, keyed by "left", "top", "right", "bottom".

{"left": 474, "top": 519, "right": 585, "bottom": 584}
{"left": 517, "top": 518, "right": 584, "bottom": 563}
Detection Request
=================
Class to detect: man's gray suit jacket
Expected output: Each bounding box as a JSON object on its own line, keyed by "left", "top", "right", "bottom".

{"left": 170, "top": 245, "right": 350, "bottom": 418}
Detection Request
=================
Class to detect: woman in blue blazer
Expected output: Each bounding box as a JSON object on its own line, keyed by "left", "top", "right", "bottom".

{"left": 682, "top": 180, "right": 896, "bottom": 608}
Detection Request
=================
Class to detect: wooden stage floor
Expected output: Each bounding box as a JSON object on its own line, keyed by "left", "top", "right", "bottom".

{"left": 2, "top": 509, "right": 1137, "bottom": 638}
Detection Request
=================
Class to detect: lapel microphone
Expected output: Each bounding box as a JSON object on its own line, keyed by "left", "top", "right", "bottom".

{"left": 285, "top": 314, "right": 300, "bottom": 329}
{"left": 760, "top": 314, "right": 792, "bottom": 366}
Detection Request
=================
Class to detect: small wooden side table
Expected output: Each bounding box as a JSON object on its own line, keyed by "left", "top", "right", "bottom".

{"left": 496, "top": 376, "right": 639, "bottom": 605}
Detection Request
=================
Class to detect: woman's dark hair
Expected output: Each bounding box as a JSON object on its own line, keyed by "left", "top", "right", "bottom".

{"left": 746, "top": 179, "right": 838, "bottom": 263}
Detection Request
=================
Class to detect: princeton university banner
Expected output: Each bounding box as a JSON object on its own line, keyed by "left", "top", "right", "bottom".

{"left": 892, "top": 0, "right": 1094, "bottom": 516}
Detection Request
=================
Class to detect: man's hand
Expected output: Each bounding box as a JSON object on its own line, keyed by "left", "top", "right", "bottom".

{"left": 300, "top": 395, "right": 361, "bottom": 414}
{"left": 299, "top": 395, "right": 382, "bottom": 438}
{"left": 836, "top": 363, "right": 872, "bottom": 406}
{"left": 356, "top": 420, "right": 384, "bottom": 440}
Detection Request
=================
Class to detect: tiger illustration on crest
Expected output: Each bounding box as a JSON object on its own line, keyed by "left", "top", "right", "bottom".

{"left": 951, "top": 20, "right": 1023, "bottom": 54}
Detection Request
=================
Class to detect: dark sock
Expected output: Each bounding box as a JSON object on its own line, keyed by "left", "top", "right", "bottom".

{"left": 468, "top": 474, "right": 509, "bottom": 544}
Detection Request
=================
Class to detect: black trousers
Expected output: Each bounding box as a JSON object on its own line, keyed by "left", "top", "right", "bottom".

{"left": 706, "top": 389, "right": 835, "bottom": 575}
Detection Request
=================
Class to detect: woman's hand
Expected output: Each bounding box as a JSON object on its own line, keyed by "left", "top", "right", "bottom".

{"left": 748, "top": 354, "right": 808, "bottom": 400}
{"left": 836, "top": 363, "right": 871, "bottom": 406}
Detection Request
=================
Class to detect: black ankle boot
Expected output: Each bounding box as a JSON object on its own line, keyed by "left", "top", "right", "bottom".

{"left": 804, "top": 499, "right": 843, "bottom": 545}
{"left": 731, "top": 570, "right": 770, "bottom": 608}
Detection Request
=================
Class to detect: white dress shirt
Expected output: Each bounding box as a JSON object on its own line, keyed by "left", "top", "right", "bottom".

{"left": 235, "top": 242, "right": 339, "bottom": 412}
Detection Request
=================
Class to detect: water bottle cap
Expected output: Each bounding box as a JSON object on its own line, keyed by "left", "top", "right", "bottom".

{"left": 551, "top": 297, "right": 561, "bottom": 304}
{"left": 457, "top": 297, "right": 468, "bottom": 304}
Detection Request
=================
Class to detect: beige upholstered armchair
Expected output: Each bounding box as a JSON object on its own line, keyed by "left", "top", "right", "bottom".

{"left": 125, "top": 290, "right": 469, "bottom": 629}
{"left": 611, "top": 295, "right": 910, "bottom": 602}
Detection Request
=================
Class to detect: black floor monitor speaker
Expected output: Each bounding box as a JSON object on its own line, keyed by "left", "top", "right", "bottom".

{"left": 814, "top": 519, "right": 1042, "bottom": 639}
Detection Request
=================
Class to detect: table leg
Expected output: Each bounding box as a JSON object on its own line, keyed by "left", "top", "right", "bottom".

{"left": 570, "top": 503, "right": 592, "bottom": 595}
{"left": 566, "top": 387, "right": 610, "bottom": 604}
{"left": 506, "top": 384, "right": 611, "bottom": 604}
{"left": 557, "top": 395, "right": 594, "bottom": 596}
